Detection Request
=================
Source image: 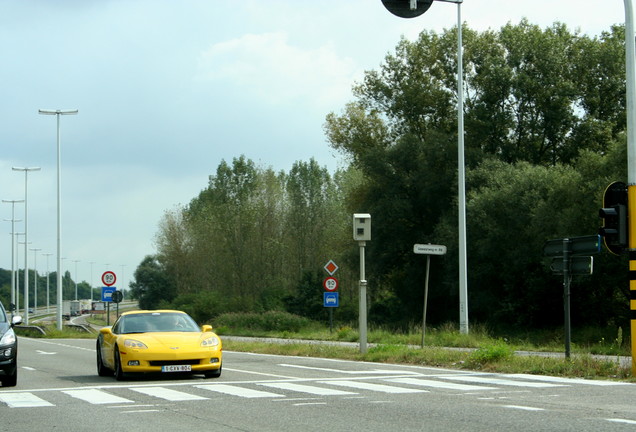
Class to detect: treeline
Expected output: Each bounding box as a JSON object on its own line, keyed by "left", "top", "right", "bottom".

{"left": 0, "top": 269, "right": 94, "bottom": 309}
{"left": 132, "top": 20, "right": 630, "bottom": 332}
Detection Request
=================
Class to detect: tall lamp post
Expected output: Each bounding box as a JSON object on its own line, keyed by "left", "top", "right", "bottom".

{"left": 30, "top": 248, "right": 41, "bottom": 311}
{"left": 381, "top": 0, "right": 468, "bottom": 333}
{"left": 43, "top": 252, "right": 52, "bottom": 312}
{"left": 12, "top": 166, "right": 40, "bottom": 325}
{"left": 73, "top": 259, "right": 80, "bottom": 300}
{"left": 39, "top": 109, "right": 78, "bottom": 331}
{"left": 2, "top": 199, "right": 23, "bottom": 311}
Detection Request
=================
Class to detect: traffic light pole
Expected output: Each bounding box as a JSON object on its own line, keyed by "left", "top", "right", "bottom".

{"left": 624, "top": 0, "right": 636, "bottom": 376}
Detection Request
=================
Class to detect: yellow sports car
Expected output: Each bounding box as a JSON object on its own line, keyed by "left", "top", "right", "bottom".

{"left": 96, "top": 310, "right": 222, "bottom": 380}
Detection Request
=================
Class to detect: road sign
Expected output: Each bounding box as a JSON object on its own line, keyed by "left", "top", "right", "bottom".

{"left": 324, "top": 260, "right": 338, "bottom": 275}
{"left": 543, "top": 235, "right": 601, "bottom": 257}
{"left": 324, "top": 292, "right": 339, "bottom": 307}
{"left": 413, "top": 244, "right": 447, "bottom": 255}
{"left": 323, "top": 277, "right": 339, "bottom": 292}
{"left": 102, "top": 286, "right": 116, "bottom": 302}
{"left": 102, "top": 271, "right": 117, "bottom": 287}
{"left": 550, "top": 256, "right": 594, "bottom": 275}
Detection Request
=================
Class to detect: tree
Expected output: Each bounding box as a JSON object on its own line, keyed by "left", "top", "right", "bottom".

{"left": 129, "top": 255, "right": 175, "bottom": 310}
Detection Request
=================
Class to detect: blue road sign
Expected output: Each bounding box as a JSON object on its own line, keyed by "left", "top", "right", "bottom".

{"left": 102, "top": 286, "right": 116, "bottom": 302}
{"left": 324, "top": 292, "right": 339, "bottom": 308}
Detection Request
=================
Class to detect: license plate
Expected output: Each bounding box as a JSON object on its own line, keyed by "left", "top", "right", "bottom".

{"left": 161, "top": 365, "right": 192, "bottom": 372}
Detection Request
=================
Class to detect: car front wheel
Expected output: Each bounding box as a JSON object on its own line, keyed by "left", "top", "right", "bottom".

{"left": 96, "top": 342, "right": 111, "bottom": 377}
{"left": 114, "top": 346, "right": 125, "bottom": 381}
{"left": 1, "top": 364, "right": 17, "bottom": 387}
{"left": 204, "top": 365, "right": 222, "bottom": 378}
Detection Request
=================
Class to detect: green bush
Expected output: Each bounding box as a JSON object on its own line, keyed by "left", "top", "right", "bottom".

{"left": 215, "top": 311, "right": 313, "bottom": 333}
{"left": 468, "top": 339, "right": 515, "bottom": 365}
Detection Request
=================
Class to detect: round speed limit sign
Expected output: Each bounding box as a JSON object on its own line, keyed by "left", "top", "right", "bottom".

{"left": 323, "top": 276, "right": 339, "bottom": 292}
{"left": 102, "top": 271, "right": 116, "bottom": 287}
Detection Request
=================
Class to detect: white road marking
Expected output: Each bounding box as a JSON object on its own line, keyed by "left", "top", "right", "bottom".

{"left": 503, "top": 374, "right": 632, "bottom": 386}
{"left": 62, "top": 389, "right": 134, "bottom": 404}
{"left": 259, "top": 382, "right": 357, "bottom": 396}
{"left": 607, "top": 418, "right": 636, "bottom": 425}
{"left": 195, "top": 384, "right": 284, "bottom": 398}
{"left": 386, "top": 377, "right": 497, "bottom": 391}
{"left": 278, "top": 364, "right": 419, "bottom": 375}
{"left": 443, "top": 375, "right": 566, "bottom": 388}
{"left": 0, "top": 392, "right": 54, "bottom": 408}
{"left": 130, "top": 386, "right": 208, "bottom": 401}
{"left": 502, "top": 405, "right": 545, "bottom": 411}
{"left": 319, "top": 380, "right": 427, "bottom": 393}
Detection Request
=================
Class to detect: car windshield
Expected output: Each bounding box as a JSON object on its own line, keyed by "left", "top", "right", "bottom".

{"left": 0, "top": 304, "right": 6, "bottom": 323}
{"left": 117, "top": 312, "right": 199, "bottom": 334}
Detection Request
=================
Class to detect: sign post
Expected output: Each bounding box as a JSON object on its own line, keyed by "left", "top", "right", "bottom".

{"left": 414, "top": 244, "right": 447, "bottom": 347}
{"left": 323, "top": 262, "right": 339, "bottom": 333}
{"left": 543, "top": 235, "right": 600, "bottom": 357}
{"left": 101, "top": 271, "right": 116, "bottom": 325}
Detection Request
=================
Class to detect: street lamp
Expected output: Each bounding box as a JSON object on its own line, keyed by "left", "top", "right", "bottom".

{"left": 381, "top": 0, "right": 468, "bottom": 334}
{"left": 2, "top": 199, "right": 23, "bottom": 310}
{"left": 43, "top": 253, "right": 52, "bottom": 312}
{"left": 73, "top": 259, "right": 80, "bottom": 300}
{"left": 39, "top": 108, "right": 78, "bottom": 331}
{"left": 12, "top": 166, "right": 40, "bottom": 325}
{"left": 30, "top": 247, "right": 41, "bottom": 311}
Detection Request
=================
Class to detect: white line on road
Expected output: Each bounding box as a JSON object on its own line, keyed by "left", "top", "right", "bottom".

{"left": 0, "top": 392, "right": 54, "bottom": 408}
{"left": 386, "top": 377, "right": 496, "bottom": 391}
{"left": 62, "top": 389, "right": 134, "bottom": 404}
{"left": 195, "top": 384, "right": 284, "bottom": 398}
{"left": 502, "top": 405, "right": 545, "bottom": 411}
{"left": 319, "top": 380, "right": 427, "bottom": 394}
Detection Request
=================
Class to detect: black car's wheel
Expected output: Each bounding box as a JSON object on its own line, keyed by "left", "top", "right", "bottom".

{"left": 113, "top": 346, "right": 125, "bottom": 381}
{"left": 204, "top": 365, "right": 222, "bottom": 378}
{"left": 96, "top": 341, "right": 111, "bottom": 377}
{"left": 1, "top": 363, "right": 17, "bottom": 387}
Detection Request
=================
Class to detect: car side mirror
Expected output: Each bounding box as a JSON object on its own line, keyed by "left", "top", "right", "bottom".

{"left": 100, "top": 327, "right": 113, "bottom": 336}
{"left": 201, "top": 325, "right": 213, "bottom": 332}
{"left": 11, "top": 315, "right": 22, "bottom": 326}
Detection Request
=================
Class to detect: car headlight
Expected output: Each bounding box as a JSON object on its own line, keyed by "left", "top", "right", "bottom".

{"left": 0, "top": 328, "right": 16, "bottom": 346}
{"left": 201, "top": 336, "right": 220, "bottom": 347}
{"left": 124, "top": 339, "right": 148, "bottom": 349}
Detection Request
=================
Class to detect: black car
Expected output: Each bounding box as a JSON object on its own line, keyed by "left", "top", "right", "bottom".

{"left": 0, "top": 301, "right": 22, "bottom": 387}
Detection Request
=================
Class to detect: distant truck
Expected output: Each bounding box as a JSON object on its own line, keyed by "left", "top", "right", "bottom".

{"left": 79, "top": 299, "right": 92, "bottom": 314}
{"left": 62, "top": 300, "right": 80, "bottom": 320}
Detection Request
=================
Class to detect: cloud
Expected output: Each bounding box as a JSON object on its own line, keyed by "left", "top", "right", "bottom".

{"left": 196, "top": 31, "right": 360, "bottom": 109}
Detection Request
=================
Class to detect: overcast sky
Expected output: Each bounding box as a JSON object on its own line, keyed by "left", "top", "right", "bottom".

{"left": 0, "top": 0, "right": 626, "bottom": 296}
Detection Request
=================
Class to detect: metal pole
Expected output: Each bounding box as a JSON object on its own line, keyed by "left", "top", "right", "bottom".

{"left": 39, "top": 109, "right": 78, "bottom": 330}
{"left": 43, "top": 253, "right": 52, "bottom": 313}
{"left": 359, "top": 241, "right": 367, "bottom": 353}
{"left": 2, "top": 199, "right": 23, "bottom": 310}
{"left": 563, "top": 239, "right": 572, "bottom": 358}
{"left": 421, "top": 254, "right": 431, "bottom": 347}
{"left": 12, "top": 167, "right": 40, "bottom": 325}
{"left": 621, "top": 0, "right": 636, "bottom": 377}
{"left": 30, "top": 248, "right": 41, "bottom": 311}
{"left": 73, "top": 260, "right": 80, "bottom": 300}
{"left": 434, "top": 0, "right": 468, "bottom": 334}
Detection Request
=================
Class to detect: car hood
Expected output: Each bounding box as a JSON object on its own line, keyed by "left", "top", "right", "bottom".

{"left": 123, "top": 332, "right": 217, "bottom": 349}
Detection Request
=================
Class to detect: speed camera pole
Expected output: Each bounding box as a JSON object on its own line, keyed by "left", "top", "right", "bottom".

{"left": 353, "top": 214, "right": 371, "bottom": 353}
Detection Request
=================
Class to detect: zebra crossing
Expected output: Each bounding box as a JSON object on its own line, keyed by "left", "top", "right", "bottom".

{"left": 0, "top": 373, "right": 627, "bottom": 409}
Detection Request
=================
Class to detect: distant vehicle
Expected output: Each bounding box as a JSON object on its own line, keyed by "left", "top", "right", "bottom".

{"left": 96, "top": 310, "right": 222, "bottom": 381}
{"left": 79, "top": 299, "right": 92, "bottom": 314}
{"left": 0, "top": 301, "right": 22, "bottom": 387}
{"left": 62, "top": 300, "right": 81, "bottom": 320}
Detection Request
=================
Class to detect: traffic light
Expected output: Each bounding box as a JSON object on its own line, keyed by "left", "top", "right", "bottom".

{"left": 599, "top": 181, "right": 628, "bottom": 255}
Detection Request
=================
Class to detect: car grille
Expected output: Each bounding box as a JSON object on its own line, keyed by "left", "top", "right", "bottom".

{"left": 149, "top": 359, "right": 201, "bottom": 366}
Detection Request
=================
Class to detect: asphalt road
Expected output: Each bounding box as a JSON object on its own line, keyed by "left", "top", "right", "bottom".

{"left": 1, "top": 336, "right": 636, "bottom": 431}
